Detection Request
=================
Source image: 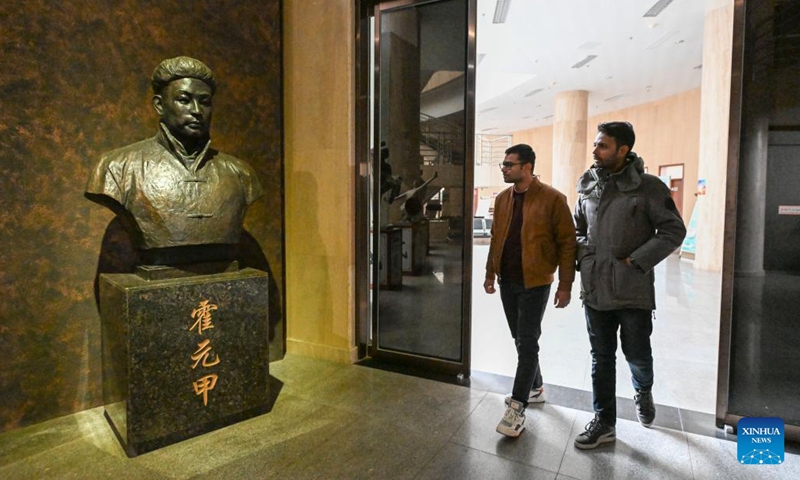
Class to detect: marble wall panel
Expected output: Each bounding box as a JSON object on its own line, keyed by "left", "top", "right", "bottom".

{"left": 0, "top": 0, "right": 284, "bottom": 432}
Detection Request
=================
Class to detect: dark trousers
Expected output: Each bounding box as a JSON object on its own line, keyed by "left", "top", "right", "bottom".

{"left": 585, "top": 305, "right": 654, "bottom": 426}
{"left": 499, "top": 281, "right": 551, "bottom": 408}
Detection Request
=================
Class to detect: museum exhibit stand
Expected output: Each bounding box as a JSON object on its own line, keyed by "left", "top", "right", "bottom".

{"left": 99, "top": 260, "right": 270, "bottom": 457}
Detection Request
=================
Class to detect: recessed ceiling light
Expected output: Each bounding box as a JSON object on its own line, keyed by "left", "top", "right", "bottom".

{"left": 479, "top": 107, "right": 498, "bottom": 114}
{"left": 524, "top": 88, "right": 544, "bottom": 97}
{"left": 604, "top": 94, "right": 626, "bottom": 102}
{"left": 643, "top": 0, "right": 675, "bottom": 18}
{"left": 482, "top": 127, "right": 498, "bottom": 131}
{"left": 578, "top": 41, "right": 602, "bottom": 50}
{"left": 493, "top": 0, "right": 512, "bottom": 24}
{"left": 571, "top": 55, "right": 598, "bottom": 69}
{"left": 694, "top": 64, "right": 703, "bottom": 69}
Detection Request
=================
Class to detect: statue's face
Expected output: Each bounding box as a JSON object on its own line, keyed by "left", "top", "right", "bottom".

{"left": 153, "top": 77, "right": 213, "bottom": 142}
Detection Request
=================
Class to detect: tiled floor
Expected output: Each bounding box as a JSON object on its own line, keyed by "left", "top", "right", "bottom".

{"left": 1, "top": 355, "right": 797, "bottom": 479}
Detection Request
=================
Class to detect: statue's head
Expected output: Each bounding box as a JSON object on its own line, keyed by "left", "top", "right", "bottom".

{"left": 151, "top": 57, "right": 216, "bottom": 148}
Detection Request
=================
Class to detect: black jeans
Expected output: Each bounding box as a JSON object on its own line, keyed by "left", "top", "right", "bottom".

{"left": 499, "top": 281, "right": 551, "bottom": 408}
{"left": 585, "top": 305, "right": 654, "bottom": 426}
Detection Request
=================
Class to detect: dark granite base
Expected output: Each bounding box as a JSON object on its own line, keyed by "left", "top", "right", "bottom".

{"left": 99, "top": 267, "right": 269, "bottom": 457}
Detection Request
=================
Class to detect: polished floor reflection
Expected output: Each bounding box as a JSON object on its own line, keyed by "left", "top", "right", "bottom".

{"left": 729, "top": 272, "right": 800, "bottom": 425}
{"left": 1, "top": 354, "right": 797, "bottom": 479}
{"left": 472, "top": 242, "right": 722, "bottom": 414}
{"left": 378, "top": 242, "right": 464, "bottom": 361}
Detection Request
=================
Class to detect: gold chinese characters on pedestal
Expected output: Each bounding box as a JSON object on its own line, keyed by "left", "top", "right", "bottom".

{"left": 190, "top": 299, "right": 220, "bottom": 406}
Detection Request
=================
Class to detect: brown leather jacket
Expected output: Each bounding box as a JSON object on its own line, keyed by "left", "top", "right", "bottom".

{"left": 485, "top": 178, "right": 576, "bottom": 292}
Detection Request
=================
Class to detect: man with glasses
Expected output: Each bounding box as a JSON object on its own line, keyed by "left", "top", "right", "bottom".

{"left": 484, "top": 144, "right": 576, "bottom": 437}
{"left": 573, "top": 122, "right": 685, "bottom": 449}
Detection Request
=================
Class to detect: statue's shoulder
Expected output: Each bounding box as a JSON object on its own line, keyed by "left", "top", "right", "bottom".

{"left": 209, "top": 150, "right": 263, "bottom": 203}
{"left": 98, "top": 136, "right": 161, "bottom": 167}
{"left": 88, "top": 137, "right": 161, "bottom": 200}
{"left": 210, "top": 150, "right": 261, "bottom": 179}
{"left": 211, "top": 150, "right": 253, "bottom": 169}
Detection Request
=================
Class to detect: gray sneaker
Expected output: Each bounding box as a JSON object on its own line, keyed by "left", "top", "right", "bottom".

{"left": 574, "top": 416, "right": 616, "bottom": 450}
{"left": 504, "top": 386, "right": 545, "bottom": 406}
{"left": 496, "top": 399, "right": 525, "bottom": 437}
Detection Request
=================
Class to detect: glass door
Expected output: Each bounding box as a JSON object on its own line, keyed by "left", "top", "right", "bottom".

{"left": 366, "top": 0, "right": 476, "bottom": 375}
{"left": 717, "top": 0, "right": 800, "bottom": 440}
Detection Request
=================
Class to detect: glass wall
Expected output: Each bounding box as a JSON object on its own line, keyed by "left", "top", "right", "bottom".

{"left": 719, "top": 0, "right": 800, "bottom": 433}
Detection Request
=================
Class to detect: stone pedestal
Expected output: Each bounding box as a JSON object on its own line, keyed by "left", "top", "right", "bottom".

{"left": 379, "top": 227, "right": 403, "bottom": 290}
{"left": 396, "top": 220, "right": 429, "bottom": 275}
{"left": 99, "top": 266, "right": 270, "bottom": 457}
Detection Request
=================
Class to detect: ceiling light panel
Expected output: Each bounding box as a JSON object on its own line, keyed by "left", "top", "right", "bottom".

{"left": 578, "top": 41, "right": 602, "bottom": 50}
{"left": 524, "top": 88, "right": 544, "bottom": 97}
{"left": 643, "top": 0, "right": 675, "bottom": 18}
{"left": 493, "top": 0, "right": 512, "bottom": 24}
{"left": 571, "top": 55, "right": 598, "bottom": 69}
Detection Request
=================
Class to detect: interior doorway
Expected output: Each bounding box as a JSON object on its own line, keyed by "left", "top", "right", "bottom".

{"left": 659, "top": 163, "right": 685, "bottom": 217}
{"left": 468, "top": 0, "right": 727, "bottom": 416}
{"left": 355, "top": 0, "right": 728, "bottom": 416}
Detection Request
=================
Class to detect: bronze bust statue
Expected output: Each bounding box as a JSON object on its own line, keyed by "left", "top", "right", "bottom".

{"left": 86, "top": 57, "right": 263, "bottom": 253}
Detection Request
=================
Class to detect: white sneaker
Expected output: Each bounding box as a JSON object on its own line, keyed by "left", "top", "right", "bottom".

{"left": 504, "top": 386, "right": 545, "bottom": 406}
{"left": 496, "top": 399, "right": 525, "bottom": 437}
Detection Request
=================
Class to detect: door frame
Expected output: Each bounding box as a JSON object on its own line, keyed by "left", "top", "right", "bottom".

{"left": 354, "top": 0, "right": 477, "bottom": 376}
{"left": 658, "top": 163, "right": 685, "bottom": 216}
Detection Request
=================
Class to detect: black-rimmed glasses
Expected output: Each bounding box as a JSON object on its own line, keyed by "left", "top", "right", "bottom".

{"left": 500, "top": 161, "right": 524, "bottom": 170}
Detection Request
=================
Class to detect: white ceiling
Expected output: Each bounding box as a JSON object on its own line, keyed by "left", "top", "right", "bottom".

{"left": 475, "top": 0, "right": 732, "bottom": 134}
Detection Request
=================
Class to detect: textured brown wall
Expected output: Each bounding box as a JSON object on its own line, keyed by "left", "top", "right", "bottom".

{"left": 0, "top": 0, "right": 284, "bottom": 432}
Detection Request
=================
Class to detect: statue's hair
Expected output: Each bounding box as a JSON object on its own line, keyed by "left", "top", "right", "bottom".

{"left": 151, "top": 56, "right": 216, "bottom": 94}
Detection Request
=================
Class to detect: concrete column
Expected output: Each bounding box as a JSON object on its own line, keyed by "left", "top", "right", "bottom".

{"left": 695, "top": 4, "right": 734, "bottom": 271}
{"left": 734, "top": 0, "right": 773, "bottom": 276}
{"left": 551, "top": 90, "right": 589, "bottom": 208}
{"left": 380, "top": 9, "right": 421, "bottom": 223}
